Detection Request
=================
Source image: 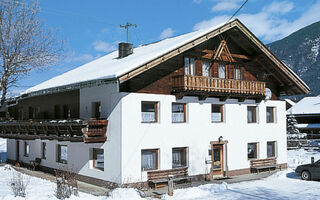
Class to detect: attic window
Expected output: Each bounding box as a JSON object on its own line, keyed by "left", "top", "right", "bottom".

{"left": 218, "top": 63, "right": 226, "bottom": 78}
{"left": 184, "top": 57, "right": 195, "bottom": 75}
{"left": 234, "top": 65, "right": 242, "bottom": 80}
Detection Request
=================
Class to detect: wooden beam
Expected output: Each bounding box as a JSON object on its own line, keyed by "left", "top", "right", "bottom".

{"left": 202, "top": 49, "right": 250, "bottom": 60}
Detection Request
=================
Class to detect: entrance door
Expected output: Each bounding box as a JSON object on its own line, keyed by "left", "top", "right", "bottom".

{"left": 211, "top": 145, "right": 224, "bottom": 176}
{"left": 16, "top": 140, "right": 20, "bottom": 161}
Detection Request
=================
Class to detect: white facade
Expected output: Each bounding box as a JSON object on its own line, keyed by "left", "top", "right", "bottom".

{"left": 7, "top": 83, "right": 287, "bottom": 184}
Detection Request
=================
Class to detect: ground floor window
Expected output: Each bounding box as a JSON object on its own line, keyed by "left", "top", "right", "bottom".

{"left": 24, "top": 141, "right": 29, "bottom": 157}
{"left": 211, "top": 104, "right": 224, "bottom": 122}
{"left": 141, "top": 149, "right": 158, "bottom": 171}
{"left": 248, "top": 143, "right": 258, "bottom": 159}
{"left": 267, "top": 141, "right": 276, "bottom": 158}
{"left": 42, "top": 142, "right": 46, "bottom": 159}
{"left": 57, "top": 145, "right": 68, "bottom": 164}
{"left": 172, "top": 147, "right": 187, "bottom": 168}
{"left": 92, "top": 148, "right": 104, "bottom": 170}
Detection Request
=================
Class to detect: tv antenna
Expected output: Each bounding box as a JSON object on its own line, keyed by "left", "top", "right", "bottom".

{"left": 120, "top": 22, "right": 137, "bottom": 43}
{"left": 226, "top": 0, "right": 248, "bottom": 24}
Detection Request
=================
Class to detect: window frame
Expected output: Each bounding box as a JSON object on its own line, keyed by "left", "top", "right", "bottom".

{"left": 247, "top": 142, "right": 258, "bottom": 160}
{"left": 211, "top": 104, "right": 224, "bottom": 123}
{"left": 184, "top": 56, "right": 195, "bottom": 76}
{"left": 218, "top": 62, "right": 226, "bottom": 79}
{"left": 172, "top": 147, "right": 188, "bottom": 168}
{"left": 267, "top": 141, "right": 277, "bottom": 158}
{"left": 24, "top": 141, "right": 29, "bottom": 157}
{"left": 57, "top": 144, "right": 68, "bottom": 164}
{"left": 266, "top": 107, "right": 276, "bottom": 123}
{"left": 92, "top": 148, "right": 104, "bottom": 171}
{"left": 141, "top": 101, "right": 159, "bottom": 123}
{"left": 247, "top": 106, "right": 258, "bottom": 123}
{"left": 234, "top": 65, "right": 242, "bottom": 80}
{"left": 42, "top": 142, "right": 46, "bottom": 159}
{"left": 172, "top": 103, "right": 186, "bottom": 123}
{"left": 202, "top": 60, "right": 210, "bottom": 77}
{"left": 141, "top": 149, "right": 159, "bottom": 171}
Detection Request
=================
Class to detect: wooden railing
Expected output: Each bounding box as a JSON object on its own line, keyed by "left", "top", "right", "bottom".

{"left": 0, "top": 119, "right": 108, "bottom": 143}
{"left": 172, "top": 75, "right": 266, "bottom": 96}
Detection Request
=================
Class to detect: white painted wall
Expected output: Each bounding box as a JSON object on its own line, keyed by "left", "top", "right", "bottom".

{"left": 120, "top": 93, "right": 287, "bottom": 183}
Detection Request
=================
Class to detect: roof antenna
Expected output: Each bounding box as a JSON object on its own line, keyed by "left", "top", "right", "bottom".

{"left": 120, "top": 22, "right": 137, "bottom": 43}
{"left": 225, "top": 0, "right": 248, "bottom": 24}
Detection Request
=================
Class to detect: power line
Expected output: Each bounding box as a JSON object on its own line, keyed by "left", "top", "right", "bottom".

{"left": 226, "top": 0, "right": 248, "bottom": 24}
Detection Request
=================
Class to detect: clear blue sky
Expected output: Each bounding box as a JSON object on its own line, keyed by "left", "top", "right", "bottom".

{"left": 11, "top": 0, "right": 320, "bottom": 96}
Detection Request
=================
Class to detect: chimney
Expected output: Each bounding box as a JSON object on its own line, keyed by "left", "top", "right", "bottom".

{"left": 118, "top": 42, "right": 133, "bottom": 58}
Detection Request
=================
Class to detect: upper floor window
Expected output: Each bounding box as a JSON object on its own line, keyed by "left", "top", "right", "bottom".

{"left": 172, "top": 103, "right": 186, "bottom": 123}
{"left": 202, "top": 61, "right": 210, "bottom": 77}
{"left": 234, "top": 65, "right": 242, "bottom": 80}
{"left": 211, "top": 104, "right": 224, "bottom": 123}
{"left": 218, "top": 63, "right": 226, "bottom": 78}
{"left": 24, "top": 142, "right": 29, "bottom": 157}
{"left": 172, "top": 147, "right": 187, "bottom": 168}
{"left": 184, "top": 57, "right": 195, "bottom": 76}
{"left": 247, "top": 106, "right": 258, "bottom": 123}
{"left": 141, "top": 101, "right": 158, "bottom": 123}
{"left": 92, "top": 102, "right": 101, "bottom": 119}
{"left": 266, "top": 107, "right": 275, "bottom": 123}
{"left": 141, "top": 149, "right": 159, "bottom": 171}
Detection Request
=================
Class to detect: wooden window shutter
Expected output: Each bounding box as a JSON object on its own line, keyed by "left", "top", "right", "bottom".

{"left": 220, "top": 105, "right": 224, "bottom": 122}
{"left": 213, "top": 62, "right": 219, "bottom": 78}
{"left": 241, "top": 66, "right": 246, "bottom": 80}
{"left": 195, "top": 60, "right": 202, "bottom": 76}
{"left": 229, "top": 64, "right": 234, "bottom": 79}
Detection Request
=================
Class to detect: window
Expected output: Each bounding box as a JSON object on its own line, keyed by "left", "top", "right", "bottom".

{"left": 63, "top": 105, "right": 71, "bottom": 119}
{"left": 57, "top": 145, "right": 68, "bottom": 164}
{"left": 92, "top": 102, "right": 101, "bottom": 119}
{"left": 267, "top": 142, "right": 276, "bottom": 158}
{"left": 266, "top": 107, "right": 275, "bottom": 123}
{"left": 211, "top": 105, "right": 224, "bottom": 122}
{"left": 202, "top": 61, "right": 210, "bottom": 77}
{"left": 141, "top": 149, "right": 158, "bottom": 171}
{"left": 141, "top": 101, "right": 158, "bottom": 123}
{"left": 172, "top": 147, "right": 187, "bottom": 168}
{"left": 247, "top": 106, "right": 257, "bottom": 123}
{"left": 92, "top": 148, "right": 104, "bottom": 170}
{"left": 184, "top": 57, "right": 195, "bottom": 75}
{"left": 172, "top": 103, "right": 186, "bottom": 123}
{"left": 234, "top": 65, "right": 242, "bottom": 80}
{"left": 248, "top": 143, "right": 258, "bottom": 159}
{"left": 218, "top": 63, "right": 226, "bottom": 78}
{"left": 24, "top": 142, "right": 29, "bottom": 157}
{"left": 42, "top": 142, "right": 46, "bottom": 159}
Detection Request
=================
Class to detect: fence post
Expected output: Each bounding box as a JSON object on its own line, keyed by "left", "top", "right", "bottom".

{"left": 168, "top": 175, "right": 174, "bottom": 196}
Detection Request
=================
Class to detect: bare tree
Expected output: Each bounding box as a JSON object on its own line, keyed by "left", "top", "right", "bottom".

{"left": 0, "top": 0, "right": 65, "bottom": 105}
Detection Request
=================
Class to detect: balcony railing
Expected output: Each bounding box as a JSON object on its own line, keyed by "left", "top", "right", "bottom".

{"left": 0, "top": 119, "right": 108, "bottom": 143}
{"left": 172, "top": 75, "right": 266, "bottom": 97}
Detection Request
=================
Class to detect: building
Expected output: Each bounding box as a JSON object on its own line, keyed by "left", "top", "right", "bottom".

{"left": 0, "top": 19, "right": 309, "bottom": 185}
{"left": 287, "top": 96, "right": 320, "bottom": 139}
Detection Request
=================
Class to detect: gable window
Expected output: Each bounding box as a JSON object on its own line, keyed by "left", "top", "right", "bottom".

{"left": 248, "top": 143, "right": 258, "bottom": 159}
{"left": 24, "top": 142, "right": 29, "bottom": 157}
{"left": 141, "top": 149, "right": 159, "bottom": 171}
{"left": 92, "top": 148, "right": 104, "bottom": 170}
{"left": 267, "top": 141, "right": 276, "bottom": 158}
{"left": 172, "top": 147, "right": 187, "bottom": 168}
{"left": 42, "top": 142, "right": 47, "bottom": 159}
{"left": 202, "top": 61, "right": 210, "bottom": 77}
{"left": 184, "top": 57, "right": 195, "bottom": 76}
{"left": 92, "top": 102, "right": 101, "bottom": 119}
{"left": 211, "top": 104, "right": 224, "bottom": 122}
{"left": 218, "top": 63, "right": 226, "bottom": 79}
{"left": 266, "top": 107, "right": 275, "bottom": 123}
{"left": 141, "top": 101, "right": 158, "bottom": 123}
{"left": 234, "top": 65, "right": 242, "bottom": 80}
{"left": 247, "top": 106, "right": 257, "bottom": 123}
{"left": 57, "top": 145, "right": 68, "bottom": 164}
{"left": 172, "top": 103, "right": 186, "bottom": 123}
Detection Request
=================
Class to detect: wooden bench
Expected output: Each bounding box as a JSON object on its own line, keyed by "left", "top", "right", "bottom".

{"left": 147, "top": 167, "right": 191, "bottom": 189}
{"left": 30, "top": 158, "right": 41, "bottom": 170}
{"left": 250, "top": 158, "right": 280, "bottom": 174}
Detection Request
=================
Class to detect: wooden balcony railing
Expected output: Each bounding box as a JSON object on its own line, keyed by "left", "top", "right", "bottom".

{"left": 172, "top": 75, "right": 266, "bottom": 97}
{"left": 0, "top": 119, "right": 108, "bottom": 143}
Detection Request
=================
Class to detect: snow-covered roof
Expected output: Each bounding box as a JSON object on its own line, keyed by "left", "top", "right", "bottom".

{"left": 23, "top": 21, "right": 230, "bottom": 95}
{"left": 285, "top": 99, "right": 296, "bottom": 106}
{"left": 287, "top": 96, "right": 320, "bottom": 115}
{"left": 295, "top": 123, "right": 320, "bottom": 129}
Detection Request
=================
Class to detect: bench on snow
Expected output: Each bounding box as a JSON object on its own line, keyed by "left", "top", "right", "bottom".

{"left": 250, "top": 157, "right": 281, "bottom": 174}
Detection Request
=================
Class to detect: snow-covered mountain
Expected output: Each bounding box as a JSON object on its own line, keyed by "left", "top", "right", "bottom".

{"left": 267, "top": 21, "right": 320, "bottom": 97}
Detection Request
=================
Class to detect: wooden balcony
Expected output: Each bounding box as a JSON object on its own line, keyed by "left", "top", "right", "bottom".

{"left": 172, "top": 75, "right": 266, "bottom": 101}
{"left": 0, "top": 119, "right": 108, "bottom": 143}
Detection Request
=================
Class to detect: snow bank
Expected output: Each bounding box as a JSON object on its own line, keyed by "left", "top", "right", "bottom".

{"left": 0, "top": 138, "right": 6, "bottom": 152}
{"left": 107, "top": 188, "right": 144, "bottom": 200}
{"left": 287, "top": 149, "right": 320, "bottom": 169}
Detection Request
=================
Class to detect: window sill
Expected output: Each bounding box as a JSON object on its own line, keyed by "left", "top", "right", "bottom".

{"left": 172, "top": 122, "right": 186, "bottom": 124}
{"left": 211, "top": 121, "right": 224, "bottom": 123}
{"left": 57, "top": 161, "right": 67, "bottom": 164}
{"left": 141, "top": 168, "right": 158, "bottom": 172}
{"left": 141, "top": 121, "right": 158, "bottom": 124}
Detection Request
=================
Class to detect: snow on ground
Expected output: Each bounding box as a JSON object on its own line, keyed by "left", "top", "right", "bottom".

{"left": 0, "top": 149, "right": 319, "bottom": 199}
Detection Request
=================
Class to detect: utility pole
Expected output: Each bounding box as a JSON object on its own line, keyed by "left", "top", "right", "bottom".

{"left": 120, "top": 22, "right": 137, "bottom": 43}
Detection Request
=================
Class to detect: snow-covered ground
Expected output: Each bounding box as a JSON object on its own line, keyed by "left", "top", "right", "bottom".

{"left": 0, "top": 138, "right": 319, "bottom": 199}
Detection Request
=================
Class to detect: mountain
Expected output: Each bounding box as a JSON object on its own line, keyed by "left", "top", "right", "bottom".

{"left": 267, "top": 21, "right": 320, "bottom": 97}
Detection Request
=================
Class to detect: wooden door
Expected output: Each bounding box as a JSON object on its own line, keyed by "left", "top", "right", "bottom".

{"left": 211, "top": 145, "right": 224, "bottom": 176}
{"left": 16, "top": 140, "right": 20, "bottom": 161}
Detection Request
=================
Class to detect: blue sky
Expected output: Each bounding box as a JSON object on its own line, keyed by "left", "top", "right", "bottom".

{"left": 10, "top": 0, "right": 320, "bottom": 96}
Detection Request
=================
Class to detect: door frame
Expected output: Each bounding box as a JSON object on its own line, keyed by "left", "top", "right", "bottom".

{"left": 210, "top": 140, "right": 228, "bottom": 177}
